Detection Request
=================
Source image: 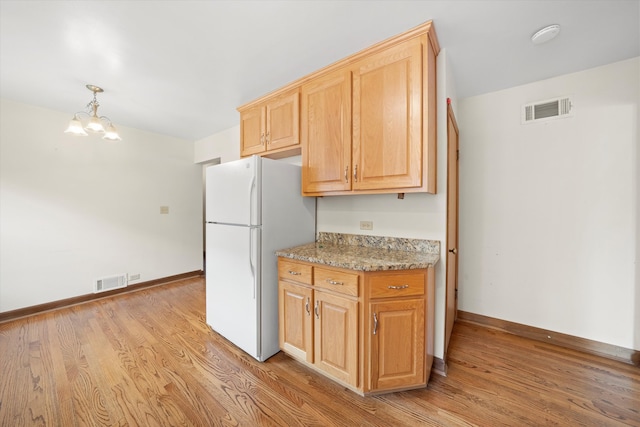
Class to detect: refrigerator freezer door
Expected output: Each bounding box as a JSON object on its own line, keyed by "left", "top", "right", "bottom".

{"left": 205, "top": 156, "right": 260, "bottom": 226}
{"left": 206, "top": 223, "right": 261, "bottom": 359}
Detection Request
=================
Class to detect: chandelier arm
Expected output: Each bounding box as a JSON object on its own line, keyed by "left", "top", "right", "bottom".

{"left": 73, "top": 112, "right": 113, "bottom": 126}
{"left": 73, "top": 111, "right": 90, "bottom": 119}
{"left": 98, "top": 115, "right": 113, "bottom": 125}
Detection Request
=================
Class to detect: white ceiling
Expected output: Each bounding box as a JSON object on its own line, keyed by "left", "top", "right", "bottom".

{"left": 1, "top": 1, "right": 638, "bottom": 141}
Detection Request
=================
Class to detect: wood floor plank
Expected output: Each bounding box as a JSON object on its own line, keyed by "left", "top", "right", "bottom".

{"left": 1, "top": 277, "right": 638, "bottom": 426}
{"left": 25, "top": 316, "right": 63, "bottom": 425}
{"left": 44, "top": 312, "right": 76, "bottom": 426}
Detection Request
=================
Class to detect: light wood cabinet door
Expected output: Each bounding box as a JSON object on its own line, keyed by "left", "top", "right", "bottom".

{"left": 240, "top": 105, "right": 266, "bottom": 157}
{"left": 266, "top": 90, "right": 299, "bottom": 151}
{"left": 369, "top": 298, "right": 425, "bottom": 390}
{"left": 279, "top": 281, "right": 313, "bottom": 363}
{"left": 352, "top": 37, "right": 423, "bottom": 191}
{"left": 301, "top": 68, "right": 352, "bottom": 194}
{"left": 314, "top": 290, "right": 358, "bottom": 387}
{"left": 240, "top": 89, "right": 300, "bottom": 157}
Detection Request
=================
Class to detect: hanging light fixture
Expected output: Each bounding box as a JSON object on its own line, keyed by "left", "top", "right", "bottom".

{"left": 64, "top": 84, "right": 122, "bottom": 140}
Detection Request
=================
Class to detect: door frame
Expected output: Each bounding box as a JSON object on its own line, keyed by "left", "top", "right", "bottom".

{"left": 444, "top": 98, "right": 459, "bottom": 363}
{"left": 202, "top": 158, "right": 221, "bottom": 272}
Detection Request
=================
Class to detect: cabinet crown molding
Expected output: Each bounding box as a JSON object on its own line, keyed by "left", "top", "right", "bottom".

{"left": 237, "top": 20, "right": 439, "bottom": 112}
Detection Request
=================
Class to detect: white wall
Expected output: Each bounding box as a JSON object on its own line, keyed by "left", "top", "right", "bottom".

{"left": 0, "top": 99, "right": 203, "bottom": 312}
{"left": 458, "top": 57, "right": 639, "bottom": 350}
{"left": 194, "top": 125, "right": 240, "bottom": 164}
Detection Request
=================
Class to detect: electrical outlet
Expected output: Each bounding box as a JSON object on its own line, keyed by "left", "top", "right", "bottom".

{"left": 360, "top": 221, "right": 373, "bottom": 230}
{"left": 129, "top": 273, "right": 141, "bottom": 281}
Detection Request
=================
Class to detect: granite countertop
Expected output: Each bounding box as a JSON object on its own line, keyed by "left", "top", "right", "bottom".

{"left": 275, "top": 232, "right": 440, "bottom": 272}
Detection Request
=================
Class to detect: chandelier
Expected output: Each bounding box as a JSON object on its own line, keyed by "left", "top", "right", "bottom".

{"left": 64, "top": 84, "right": 122, "bottom": 140}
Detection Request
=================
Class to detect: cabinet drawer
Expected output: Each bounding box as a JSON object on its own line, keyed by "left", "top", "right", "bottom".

{"left": 369, "top": 272, "right": 425, "bottom": 299}
{"left": 314, "top": 268, "right": 359, "bottom": 297}
{"left": 279, "top": 259, "right": 312, "bottom": 285}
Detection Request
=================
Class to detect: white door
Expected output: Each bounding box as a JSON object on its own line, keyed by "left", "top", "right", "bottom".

{"left": 205, "top": 156, "right": 260, "bottom": 226}
{"left": 206, "top": 222, "right": 260, "bottom": 359}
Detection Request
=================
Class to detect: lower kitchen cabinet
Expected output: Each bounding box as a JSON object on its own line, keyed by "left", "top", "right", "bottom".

{"left": 369, "top": 298, "right": 425, "bottom": 390}
{"left": 278, "top": 257, "right": 434, "bottom": 395}
{"left": 279, "top": 280, "right": 313, "bottom": 362}
{"left": 314, "top": 290, "right": 358, "bottom": 386}
{"left": 278, "top": 261, "right": 359, "bottom": 388}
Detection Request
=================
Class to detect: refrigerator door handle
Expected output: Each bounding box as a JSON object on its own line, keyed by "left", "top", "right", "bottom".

{"left": 248, "top": 168, "right": 257, "bottom": 300}
{"left": 249, "top": 174, "right": 256, "bottom": 226}
{"left": 249, "top": 228, "right": 255, "bottom": 298}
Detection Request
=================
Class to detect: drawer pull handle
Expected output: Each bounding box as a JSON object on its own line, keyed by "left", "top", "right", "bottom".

{"left": 388, "top": 284, "right": 409, "bottom": 290}
{"left": 305, "top": 297, "right": 310, "bottom": 316}
{"left": 314, "top": 300, "right": 319, "bottom": 319}
{"left": 373, "top": 312, "right": 378, "bottom": 335}
{"left": 326, "top": 279, "right": 344, "bottom": 286}
{"left": 288, "top": 270, "right": 301, "bottom": 276}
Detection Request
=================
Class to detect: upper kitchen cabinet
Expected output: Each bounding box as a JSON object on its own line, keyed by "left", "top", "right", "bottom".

{"left": 301, "top": 21, "right": 440, "bottom": 196}
{"left": 301, "top": 67, "right": 352, "bottom": 194}
{"left": 351, "top": 38, "right": 422, "bottom": 192}
{"left": 238, "top": 88, "right": 300, "bottom": 158}
{"left": 237, "top": 21, "right": 439, "bottom": 189}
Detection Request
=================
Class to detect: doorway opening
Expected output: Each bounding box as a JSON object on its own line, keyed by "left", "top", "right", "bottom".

{"left": 202, "top": 157, "right": 221, "bottom": 273}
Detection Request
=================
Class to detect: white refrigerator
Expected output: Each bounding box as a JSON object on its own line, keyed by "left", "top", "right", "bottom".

{"left": 205, "top": 156, "right": 315, "bottom": 361}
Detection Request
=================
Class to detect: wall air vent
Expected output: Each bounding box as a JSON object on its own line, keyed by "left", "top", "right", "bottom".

{"left": 522, "top": 96, "right": 572, "bottom": 124}
{"left": 94, "top": 274, "right": 128, "bottom": 293}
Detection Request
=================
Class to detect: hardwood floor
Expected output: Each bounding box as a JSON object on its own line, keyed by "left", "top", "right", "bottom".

{"left": 1, "top": 277, "right": 638, "bottom": 426}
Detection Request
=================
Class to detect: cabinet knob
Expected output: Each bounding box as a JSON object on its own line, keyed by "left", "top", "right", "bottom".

{"left": 449, "top": 248, "right": 457, "bottom": 254}
{"left": 305, "top": 297, "right": 310, "bottom": 316}
{"left": 353, "top": 164, "right": 358, "bottom": 182}
{"left": 344, "top": 166, "right": 349, "bottom": 183}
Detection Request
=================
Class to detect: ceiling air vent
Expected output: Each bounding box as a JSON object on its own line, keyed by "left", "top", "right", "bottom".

{"left": 522, "top": 96, "right": 572, "bottom": 124}
{"left": 94, "top": 274, "right": 127, "bottom": 293}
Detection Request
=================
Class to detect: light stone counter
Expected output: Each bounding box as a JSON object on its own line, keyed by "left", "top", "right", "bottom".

{"left": 275, "top": 232, "right": 440, "bottom": 272}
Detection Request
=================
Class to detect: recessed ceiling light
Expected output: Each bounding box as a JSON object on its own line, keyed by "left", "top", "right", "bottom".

{"left": 531, "top": 24, "right": 561, "bottom": 45}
